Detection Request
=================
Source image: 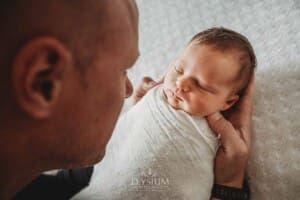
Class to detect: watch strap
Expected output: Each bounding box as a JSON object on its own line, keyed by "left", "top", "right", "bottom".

{"left": 211, "top": 183, "right": 249, "bottom": 200}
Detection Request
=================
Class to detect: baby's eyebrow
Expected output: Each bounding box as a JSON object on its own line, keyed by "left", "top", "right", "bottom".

{"left": 175, "top": 59, "right": 186, "bottom": 67}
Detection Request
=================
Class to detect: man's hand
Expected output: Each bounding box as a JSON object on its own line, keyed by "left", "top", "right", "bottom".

{"left": 207, "top": 73, "right": 255, "bottom": 189}
{"left": 132, "top": 76, "right": 164, "bottom": 104}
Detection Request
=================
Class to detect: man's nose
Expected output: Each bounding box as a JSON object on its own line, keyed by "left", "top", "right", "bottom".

{"left": 125, "top": 77, "right": 133, "bottom": 98}
{"left": 176, "top": 76, "right": 192, "bottom": 92}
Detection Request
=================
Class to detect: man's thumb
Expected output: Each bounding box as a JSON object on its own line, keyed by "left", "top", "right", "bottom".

{"left": 206, "top": 112, "right": 234, "bottom": 143}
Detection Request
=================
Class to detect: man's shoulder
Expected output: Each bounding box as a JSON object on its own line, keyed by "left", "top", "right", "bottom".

{"left": 13, "top": 167, "right": 94, "bottom": 200}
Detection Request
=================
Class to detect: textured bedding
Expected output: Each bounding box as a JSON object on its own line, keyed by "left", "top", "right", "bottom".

{"left": 74, "top": 0, "right": 300, "bottom": 199}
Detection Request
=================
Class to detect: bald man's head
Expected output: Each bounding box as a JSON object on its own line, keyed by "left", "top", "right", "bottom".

{"left": 0, "top": 1, "right": 139, "bottom": 198}
{"left": 0, "top": 0, "right": 138, "bottom": 71}
{"left": 0, "top": 0, "right": 139, "bottom": 175}
{"left": 0, "top": 0, "right": 139, "bottom": 112}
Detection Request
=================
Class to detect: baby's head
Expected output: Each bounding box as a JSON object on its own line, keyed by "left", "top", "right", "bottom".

{"left": 163, "top": 27, "right": 256, "bottom": 117}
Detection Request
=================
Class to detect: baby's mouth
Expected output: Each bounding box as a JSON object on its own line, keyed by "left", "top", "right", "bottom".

{"left": 164, "top": 88, "right": 183, "bottom": 101}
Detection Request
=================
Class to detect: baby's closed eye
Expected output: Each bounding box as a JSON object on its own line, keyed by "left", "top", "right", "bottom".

{"left": 174, "top": 65, "right": 184, "bottom": 74}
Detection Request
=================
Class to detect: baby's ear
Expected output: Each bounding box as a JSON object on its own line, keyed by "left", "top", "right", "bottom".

{"left": 221, "top": 95, "right": 239, "bottom": 111}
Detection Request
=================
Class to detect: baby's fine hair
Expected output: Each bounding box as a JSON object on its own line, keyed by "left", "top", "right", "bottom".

{"left": 190, "top": 27, "right": 257, "bottom": 95}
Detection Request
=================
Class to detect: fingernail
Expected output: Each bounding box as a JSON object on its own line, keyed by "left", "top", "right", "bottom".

{"left": 147, "top": 81, "right": 156, "bottom": 87}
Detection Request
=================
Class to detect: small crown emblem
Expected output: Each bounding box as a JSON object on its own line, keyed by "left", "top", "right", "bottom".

{"left": 141, "top": 168, "right": 157, "bottom": 177}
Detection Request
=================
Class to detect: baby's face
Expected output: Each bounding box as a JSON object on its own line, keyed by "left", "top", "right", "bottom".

{"left": 163, "top": 43, "right": 242, "bottom": 117}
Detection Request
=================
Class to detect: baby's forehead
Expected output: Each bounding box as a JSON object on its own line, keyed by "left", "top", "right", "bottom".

{"left": 192, "top": 42, "right": 247, "bottom": 57}
{"left": 186, "top": 44, "right": 248, "bottom": 88}
{"left": 185, "top": 44, "right": 247, "bottom": 71}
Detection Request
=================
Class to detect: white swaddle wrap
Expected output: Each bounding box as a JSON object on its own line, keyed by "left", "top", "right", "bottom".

{"left": 73, "top": 85, "right": 218, "bottom": 200}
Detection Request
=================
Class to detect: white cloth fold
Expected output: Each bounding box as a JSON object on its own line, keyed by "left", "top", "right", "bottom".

{"left": 73, "top": 85, "right": 218, "bottom": 200}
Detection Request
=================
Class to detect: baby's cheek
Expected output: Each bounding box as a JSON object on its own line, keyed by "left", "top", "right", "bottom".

{"left": 164, "top": 75, "right": 175, "bottom": 88}
{"left": 190, "top": 94, "right": 219, "bottom": 116}
{"left": 163, "top": 81, "right": 171, "bottom": 91}
{"left": 185, "top": 97, "right": 204, "bottom": 114}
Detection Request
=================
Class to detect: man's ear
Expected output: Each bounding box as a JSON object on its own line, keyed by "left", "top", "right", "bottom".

{"left": 221, "top": 94, "right": 239, "bottom": 111}
{"left": 12, "top": 37, "right": 72, "bottom": 119}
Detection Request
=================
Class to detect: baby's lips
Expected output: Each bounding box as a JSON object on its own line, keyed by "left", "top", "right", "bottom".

{"left": 170, "top": 89, "right": 183, "bottom": 101}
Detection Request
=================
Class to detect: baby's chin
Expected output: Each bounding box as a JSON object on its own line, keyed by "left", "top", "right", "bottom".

{"left": 162, "top": 89, "right": 199, "bottom": 116}
{"left": 167, "top": 98, "right": 182, "bottom": 110}
{"left": 162, "top": 87, "right": 182, "bottom": 108}
{"left": 162, "top": 87, "right": 209, "bottom": 117}
{"left": 168, "top": 101, "right": 206, "bottom": 117}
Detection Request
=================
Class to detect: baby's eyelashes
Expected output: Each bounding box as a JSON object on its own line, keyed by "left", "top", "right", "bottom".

{"left": 194, "top": 80, "right": 201, "bottom": 87}
{"left": 192, "top": 79, "right": 204, "bottom": 89}
{"left": 174, "top": 65, "right": 184, "bottom": 74}
{"left": 192, "top": 78, "right": 211, "bottom": 92}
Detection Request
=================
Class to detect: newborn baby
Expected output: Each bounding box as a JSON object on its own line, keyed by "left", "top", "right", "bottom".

{"left": 73, "top": 27, "right": 256, "bottom": 200}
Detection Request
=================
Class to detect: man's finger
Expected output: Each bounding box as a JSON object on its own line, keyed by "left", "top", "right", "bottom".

{"left": 236, "top": 72, "right": 255, "bottom": 118}
{"left": 133, "top": 77, "right": 158, "bottom": 103}
{"left": 206, "top": 112, "right": 237, "bottom": 147}
{"left": 244, "top": 71, "right": 255, "bottom": 100}
{"left": 234, "top": 72, "right": 254, "bottom": 145}
{"left": 136, "top": 77, "right": 156, "bottom": 97}
{"left": 141, "top": 76, "right": 157, "bottom": 89}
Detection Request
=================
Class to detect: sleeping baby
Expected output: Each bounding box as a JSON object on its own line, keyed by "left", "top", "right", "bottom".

{"left": 73, "top": 27, "right": 256, "bottom": 200}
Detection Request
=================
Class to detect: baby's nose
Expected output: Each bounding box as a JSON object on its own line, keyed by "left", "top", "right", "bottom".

{"left": 176, "top": 76, "right": 191, "bottom": 92}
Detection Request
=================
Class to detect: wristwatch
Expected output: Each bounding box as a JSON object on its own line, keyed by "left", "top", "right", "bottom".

{"left": 211, "top": 183, "right": 250, "bottom": 200}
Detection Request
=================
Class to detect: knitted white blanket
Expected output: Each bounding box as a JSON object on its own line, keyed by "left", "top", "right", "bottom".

{"left": 74, "top": 85, "right": 218, "bottom": 200}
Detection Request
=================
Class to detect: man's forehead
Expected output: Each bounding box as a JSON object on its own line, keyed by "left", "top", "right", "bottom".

{"left": 96, "top": 0, "right": 138, "bottom": 33}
